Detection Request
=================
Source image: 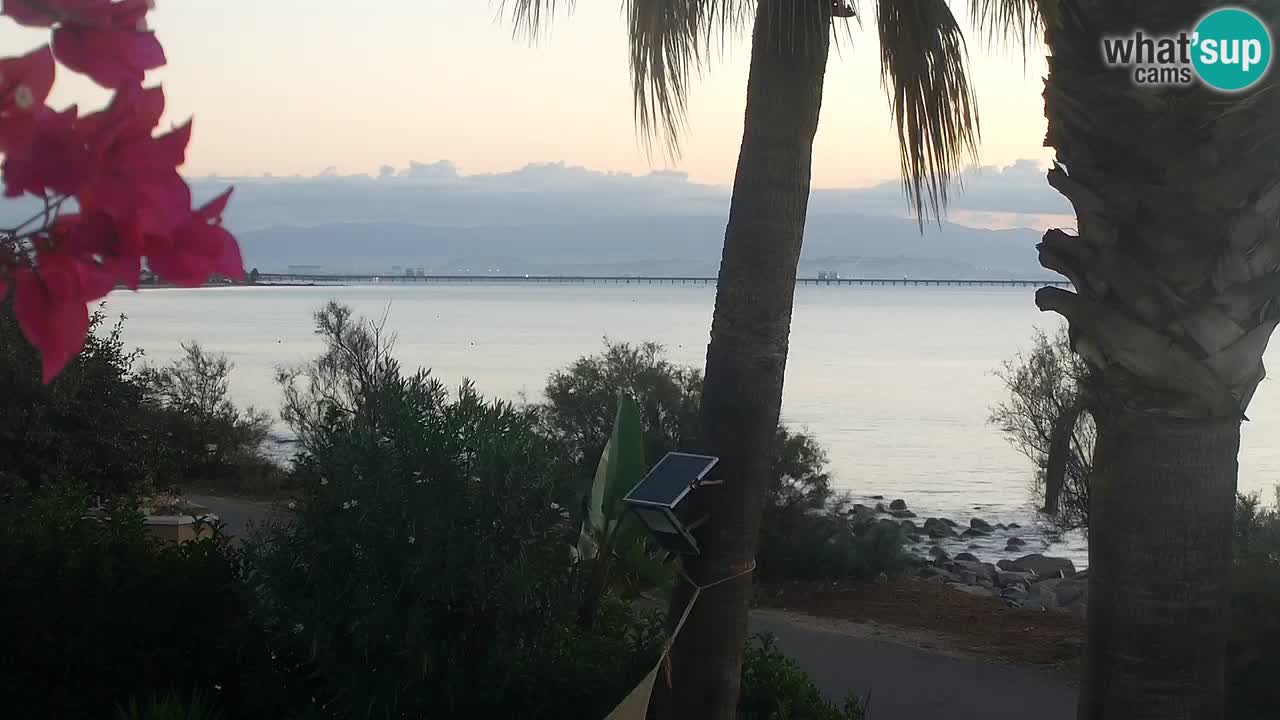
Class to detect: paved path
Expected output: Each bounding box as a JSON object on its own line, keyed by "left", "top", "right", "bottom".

{"left": 751, "top": 610, "right": 1076, "bottom": 719}
{"left": 192, "top": 495, "right": 1077, "bottom": 719}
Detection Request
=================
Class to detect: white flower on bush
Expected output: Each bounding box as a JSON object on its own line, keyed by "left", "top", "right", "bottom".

{"left": 550, "top": 502, "right": 561, "bottom": 511}
{"left": 286, "top": 500, "right": 296, "bottom": 510}
{"left": 320, "top": 477, "right": 329, "bottom": 486}
{"left": 293, "top": 623, "right": 304, "bottom": 635}
{"left": 341, "top": 500, "right": 352, "bottom": 510}
{"left": 408, "top": 536, "right": 416, "bottom": 545}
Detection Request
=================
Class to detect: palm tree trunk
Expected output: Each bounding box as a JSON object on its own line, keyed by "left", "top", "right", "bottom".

{"left": 658, "top": 2, "right": 829, "bottom": 718}
{"left": 1039, "top": 2, "right": 1280, "bottom": 718}
{"left": 1081, "top": 405, "right": 1237, "bottom": 719}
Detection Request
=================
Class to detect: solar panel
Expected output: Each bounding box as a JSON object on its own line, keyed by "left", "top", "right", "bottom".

{"left": 623, "top": 452, "right": 719, "bottom": 508}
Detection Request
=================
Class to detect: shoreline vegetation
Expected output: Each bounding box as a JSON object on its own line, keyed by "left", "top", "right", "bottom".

{"left": 3, "top": 300, "right": 1277, "bottom": 718}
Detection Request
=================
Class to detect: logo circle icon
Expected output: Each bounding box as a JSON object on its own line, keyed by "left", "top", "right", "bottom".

{"left": 1192, "top": 7, "right": 1272, "bottom": 92}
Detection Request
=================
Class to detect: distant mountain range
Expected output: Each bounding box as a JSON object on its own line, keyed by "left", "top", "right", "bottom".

{"left": 0, "top": 158, "right": 1073, "bottom": 279}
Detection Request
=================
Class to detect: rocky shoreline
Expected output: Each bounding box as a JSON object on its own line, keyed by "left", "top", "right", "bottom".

{"left": 851, "top": 497, "right": 1089, "bottom": 614}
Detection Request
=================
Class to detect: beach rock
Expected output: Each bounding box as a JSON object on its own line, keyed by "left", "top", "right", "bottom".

{"left": 890, "top": 509, "right": 917, "bottom": 519}
{"left": 1025, "top": 577, "right": 1088, "bottom": 612}
{"left": 955, "top": 560, "right": 996, "bottom": 583}
{"left": 900, "top": 520, "right": 918, "bottom": 532}
{"left": 942, "top": 518, "right": 960, "bottom": 528}
{"left": 920, "top": 565, "right": 960, "bottom": 583}
{"left": 1005, "top": 537, "right": 1028, "bottom": 549}
{"left": 995, "top": 523, "right": 1007, "bottom": 531}
{"left": 923, "top": 518, "right": 955, "bottom": 538}
{"left": 850, "top": 504, "right": 874, "bottom": 518}
{"left": 928, "top": 546, "right": 950, "bottom": 562}
{"left": 995, "top": 569, "right": 1037, "bottom": 588}
{"left": 1001, "top": 586, "right": 1029, "bottom": 603}
{"left": 958, "top": 570, "right": 979, "bottom": 585}
{"left": 875, "top": 503, "right": 888, "bottom": 513}
{"left": 909, "top": 534, "right": 924, "bottom": 544}
{"left": 870, "top": 495, "right": 885, "bottom": 500}
{"left": 1013, "top": 553, "right": 1076, "bottom": 578}
{"left": 889, "top": 499, "right": 908, "bottom": 511}
{"left": 948, "top": 583, "right": 997, "bottom": 598}
{"left": 970, "top": 518, "right": 993, "bottom": 531}
{"left": 996, "top": 559, "right": 1019, "bottom": 572}
{"left": 954, "top": 552, "right": 980, "bottom": 562}
{"left": 877, "top": 518, "right": 900, "bottom": 533}
{"left": 1007, "top": 523, "right": 1021, "bottom": 529}
{"left": 961, "top": 528, "right": 990, "bottom": 539}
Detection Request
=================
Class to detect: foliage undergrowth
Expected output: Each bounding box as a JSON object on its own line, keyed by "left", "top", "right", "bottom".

{"left": 541, "top": 340, "right": 908, "bottom": 583}
{"left": 739, "top": 634, "right": 867, "bottom": 720}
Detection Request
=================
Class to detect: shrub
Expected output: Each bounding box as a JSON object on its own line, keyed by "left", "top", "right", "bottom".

{"left": 0, "top": 487, "right": 292, "bottom": 719}
{"left": 0, "top": 302, "right": 183, "bottom": 498}
{"left": 989, "top": 326, "right": 1094, "bottom": 530}
{"left": 759, "top": 500, "right": 910, "bottom": 582}
{"left": 250, "top": 304, "right": 661, "bottom": 719}
{"left": 738, "top": 634, "right": 867, "bottom": 720}
{"left": 138, "top": 341, "right": 283, "bottom": 496}
{"left": 117, "top": 690, "right": 223, "bottom": 720}
{"left": 1228, "top": 487, "right": 1280, "bottom": 719}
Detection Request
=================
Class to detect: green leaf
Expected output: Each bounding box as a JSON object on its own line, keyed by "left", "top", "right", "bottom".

{"left": 604, "top": 391, "right": 646, "bottom": 531}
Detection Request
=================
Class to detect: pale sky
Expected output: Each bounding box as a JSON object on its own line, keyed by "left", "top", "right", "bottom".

{"left": 0, "top": 1, "right": 1053, "bottom": 189}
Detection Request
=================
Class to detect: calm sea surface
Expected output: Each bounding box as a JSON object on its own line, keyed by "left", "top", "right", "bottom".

{"left": 102, "top": 284, "right": 1280, "bottom": 568}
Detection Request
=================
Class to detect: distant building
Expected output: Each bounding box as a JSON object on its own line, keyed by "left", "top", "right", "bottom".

{"left": 816, "top": 270, "right": 840, "bottom": 280}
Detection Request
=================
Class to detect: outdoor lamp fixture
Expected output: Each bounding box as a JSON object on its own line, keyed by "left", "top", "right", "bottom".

{"left": 621, "top": 452, "right": 721, "bottom": 556}
{"left": 832, "top": 1, "right": 856, "bottom": 18}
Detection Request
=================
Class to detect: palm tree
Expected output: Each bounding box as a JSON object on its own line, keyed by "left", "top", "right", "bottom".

{"left": 505, "top": 1, "right": 1024, "bottom": 717}
{"left": 1037, "top": 1, "right": 1280, "bottom": 716}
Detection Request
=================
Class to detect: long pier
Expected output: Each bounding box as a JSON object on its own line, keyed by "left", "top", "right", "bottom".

{"left": 256, "top": 273, "right": 1068, "bottom": 289}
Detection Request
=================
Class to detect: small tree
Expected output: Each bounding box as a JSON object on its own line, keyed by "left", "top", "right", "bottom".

{"left": 139, "top": 342, "right": 271, "bottom": 488}
{"left": 989, "top": 327, "right": 1095, "bottom": 530}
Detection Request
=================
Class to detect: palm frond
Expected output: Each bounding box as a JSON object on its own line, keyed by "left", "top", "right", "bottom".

{"left": 967, "top": 0, "right": 1050, "bottom": 51}
{"left": 627, "top": 0, "right": 755, "bottom": 158}
{"left": 500, "top": 0, "right": 575, "bottom": 42}
{"left": 876, "top": 0, "right": 980, "bottom": 226}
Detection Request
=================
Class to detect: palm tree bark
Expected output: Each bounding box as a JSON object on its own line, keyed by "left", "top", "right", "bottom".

{"left": 1039, "top": 1, "right": 1280, "bottom": 717}
{"left": 657, "top": 1, "right": 830, "bottom": 718}
{"left": 1082, "top": 405, "right": 1237, "bottom": 718}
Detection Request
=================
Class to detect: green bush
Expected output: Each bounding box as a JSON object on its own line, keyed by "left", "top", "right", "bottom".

{"left": 250, "top": 304, "right": 661, "bottom": 719}
{"left": 1228, "top": 487, "right": 1280, "bottom": 719}
{"left": 759, "top": 501, "right": 910, "bottom": 582}
{"left": 117, "top": 690, "right": 223, "bottom": 720}
{"left": 138, "top": 342, "right": 282, "bottom": 496}
{"left": 0, "top": 302, "right": 183, "bottom": 498}
{"left": 739, "top": 634, "right": 867, "bottom": 720}
{"left": 542, "top": 341, "right": 905, "bottom": 582}
{"left": 0, "top": 487, "right": 292, "bottom": 720}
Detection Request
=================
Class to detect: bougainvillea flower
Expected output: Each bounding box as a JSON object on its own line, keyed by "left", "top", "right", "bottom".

{"left": 76, "top": 87, "right": 191, "bottom": 242}
{"left": 0, "top": 46, "right": 55, "bottom": 116}
{"left": 3, "top": 1, "right": 164, "bottom": 88}
{"left": 49, "top": 212, "right": 139, "bottom": 290}
{"left": 52, "top": 3, "right": 165, "bottom": 89}
{"left": 1, "top": 105, "right": 90, "bottom": 196}
{"left": 12, "top": 256, "right": 91, "bottom": 382}
{"left": 147, "top": 187, "right": 243, "bottom": 286}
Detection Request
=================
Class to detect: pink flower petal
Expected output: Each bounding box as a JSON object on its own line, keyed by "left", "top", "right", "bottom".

{"left": 1, "top": 105, "right": 90, "bottom": 196}
{"left": 52, "top": 24, "right": 165, "bottom": 90}
{"left": 0, "top": 45, "right": 56, "bottom": 113}
{"left": 13, "top": 262, "right": 90, "bottom": 383}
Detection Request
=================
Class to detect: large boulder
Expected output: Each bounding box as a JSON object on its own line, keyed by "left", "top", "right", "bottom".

{"left": 920, "top": 565, "right": 960, "bottom": 583}
{"left": 875, "top": 503, "right": 888, "bottom": 513}
{"left": 1012, "top": 553, "right": 1076, "bottom": 578}
{"left": 889, "top": 499, "right": 908, "bottom": 511}
{"left": 900, "top": 519, "right": 919, "bottom": 532}
{"left": 928, "top": 546, "right": 951, "bottom": 562}
{"left": 970, "top": 518, "right": 994, "bottom": 531}
{"left": 996, "top": 559, "right": 1020, "bottom": 571}
{"left": 891, "top": 509, "right": 918, "bottom": 519}
{"left": 949, "top": 583, "right": 998, "bottom": 598}
{"left": 995, "top": 569, "right": 1038, "bottom": 588}
{"left": 954, "top": 552, "right": 980, "bottom": 562}
{"left": 1005, "top": 537, "right": 1028, "bottom": 550}
{"left": 954, "top": 560, "right": 996, "bottom": 583}
{"left": 1024, "top": 577, "right": 1089, "bottom": 612}
{"left": 923, "top": 518, "right": 954, "bottom": 538}
{"left": 961, "top": 527, "right": 991, "bottom": 539}
{"left": 942, "top": 518, "right": 960, "bottom": 528}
